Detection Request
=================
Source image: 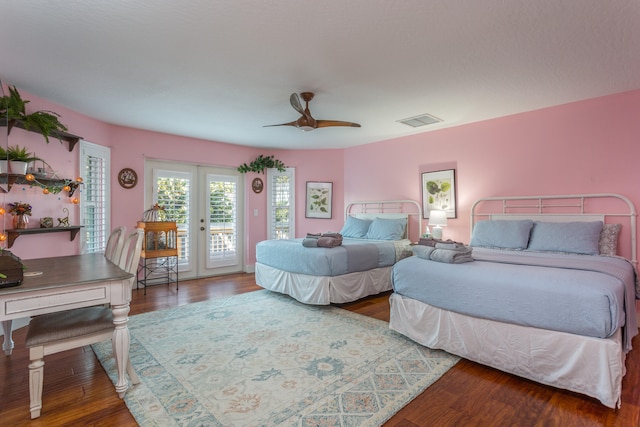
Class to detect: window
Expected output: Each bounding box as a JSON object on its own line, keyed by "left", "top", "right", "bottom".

{"left": 154, "top": 169, "right": 191, "bottom": 265}
{"left": 207, "top": 174, "right": 238, "bottom": 267}
{"left": 79, "top": 141, "right": 110, "bottom": 253}
{"left": 267, "top": 167, "right": 295, "bottom": 240}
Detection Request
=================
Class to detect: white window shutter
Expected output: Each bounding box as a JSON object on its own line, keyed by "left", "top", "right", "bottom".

{"left": 267, "top": 168, "right": 295, "bottom": 240}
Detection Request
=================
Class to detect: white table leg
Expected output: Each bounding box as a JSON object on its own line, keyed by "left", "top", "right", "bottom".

{"left": 2, "top": 320, "right": 14, "bottom": 355}
{"left": 111, "top": 303, "right": 130, "bottom": 398}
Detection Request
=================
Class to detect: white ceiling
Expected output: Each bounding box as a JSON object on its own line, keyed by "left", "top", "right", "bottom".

{"left": 1, "top": 1, "right": 639, "bottom": 150}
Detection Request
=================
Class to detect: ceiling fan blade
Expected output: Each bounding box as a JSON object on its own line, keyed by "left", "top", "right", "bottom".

{"left": 289, "top": 93, "right": 304, "bottom": 115}
{"left": 266, "top": 92, "right": 361, "bottom": 131}
{"left": 263, "top": 120, "right": 299, "bottom": 128}
{"left": 316, "top": 120, "right": 361, "bottom": 128}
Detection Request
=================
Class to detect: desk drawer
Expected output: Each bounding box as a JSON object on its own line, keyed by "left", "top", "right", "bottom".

{"left": 3, "top": 286, "right": 109, "bottom": 317}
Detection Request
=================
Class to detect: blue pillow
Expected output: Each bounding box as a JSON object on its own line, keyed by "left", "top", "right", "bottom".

{"left": 339, "top": 216, "right": 372, "bottom": 238}
{"left": 527, "top": 221, "right": 603, "bottom": 255}
{"left": 365, "top": 217, "right": 407, "bottom": 240}
{"left": 470, "top": 220, "right": 533, "bottom": 250}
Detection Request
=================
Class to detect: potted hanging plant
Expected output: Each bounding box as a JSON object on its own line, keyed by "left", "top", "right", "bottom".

{"left": 0, "top": 85, "right": 69, "bottom": 144}
{"left": 7, "top": 145, "right": 40, "bottom": 175}
{"left": 237, "top": 154, "right": 286, "bottom": 174}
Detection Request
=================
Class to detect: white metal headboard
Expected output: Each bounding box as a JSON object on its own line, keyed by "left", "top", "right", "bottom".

{"left": 345, "top": 200, "right": 422, "bottom": 239}
{"left": 471, "top": 193, "right": 638, "bottom": 265}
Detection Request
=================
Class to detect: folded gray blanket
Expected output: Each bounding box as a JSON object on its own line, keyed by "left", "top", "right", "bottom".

{"left": 302, "top": 232, "right": 343, "bottom": 248}
{"left": 302, "top": 238, "right": 319, "bottom": 247}
{"left": 317, "top": 236, "right": 342, "bottom": 248}
{"left": 435, "top": 241, "right": 467, "bottom": 251}
{"left": 412, "top": 245, "right": 435, "bottom": 259}
{"left": 430, "top": 247, "right": 473, "bottom": 264}
{"left": 413, "top": 244, "right": 473, "bottom": 263}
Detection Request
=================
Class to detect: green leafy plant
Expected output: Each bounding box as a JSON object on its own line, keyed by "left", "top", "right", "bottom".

{"left": 237, "top": 154, "right": 286, "bottom": 174}
{"left": 0, "top": 145, "right": 7, "bottom": 160}
{"left": 7, "top": 145, "right": 40, "bottom": 162}
{"left": 0, "top": 85, "right": 69, "bottom": 144}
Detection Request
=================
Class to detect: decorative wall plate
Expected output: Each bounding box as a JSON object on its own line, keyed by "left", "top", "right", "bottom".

{"left": 118, "top": 168, "right": 138, "bottom": 189}
{"left": 252, "top": 177, "right": 264, "bottom": 194}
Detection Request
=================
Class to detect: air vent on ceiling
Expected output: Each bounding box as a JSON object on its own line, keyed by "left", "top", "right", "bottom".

{"left": 397, "top": 113, "right": 443, "bottom": 128}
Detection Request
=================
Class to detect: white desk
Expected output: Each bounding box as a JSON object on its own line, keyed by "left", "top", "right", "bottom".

{"left": 0, "top": 253, "right": 134, "bottom": 397}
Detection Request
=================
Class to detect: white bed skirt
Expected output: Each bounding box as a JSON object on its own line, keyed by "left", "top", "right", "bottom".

{"left": 255, "top": 262, "right": 393, "bottom": 305}
{"left": 389, "top": 293, "right": 626, "bottom": 408}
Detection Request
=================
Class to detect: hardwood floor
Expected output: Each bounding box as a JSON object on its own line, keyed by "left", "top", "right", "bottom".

{"left": 1, "top": 273, "right": 639, "bottom": 426}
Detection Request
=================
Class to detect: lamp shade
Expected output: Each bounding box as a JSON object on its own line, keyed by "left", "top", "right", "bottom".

{"left": 429, "top": 210, "right": 448, "bottom": 227}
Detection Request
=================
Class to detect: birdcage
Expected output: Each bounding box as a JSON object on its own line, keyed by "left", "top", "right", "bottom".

{"left": 136, "top": 221, "right": 178, "bottom": 258}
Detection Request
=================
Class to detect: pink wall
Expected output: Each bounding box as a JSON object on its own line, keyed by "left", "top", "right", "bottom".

{"left": 344, "top": 90, "right": 640, "bottom": 259}
{"left": 0, "top": 90, "right": 111, "bottom": 258}
{"left": 1, "top": 85, "right": 344, "bottom": 265}
{"left": 4, "top": 85, "right": 639, "bottom": 265}
{"left": 107, "top": 127, "right": 344, "bottom": 265}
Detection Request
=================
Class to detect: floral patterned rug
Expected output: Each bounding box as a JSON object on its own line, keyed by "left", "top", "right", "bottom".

{"left": 93, "top": 290, "right": 459, "bottom": 426}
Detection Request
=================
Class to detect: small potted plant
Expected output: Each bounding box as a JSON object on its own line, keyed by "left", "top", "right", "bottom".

{"left": 0, "top": 145, "right": 7, "bottom": 174}
{"left": 7, "top": 145, "right": 40, "bottom": 175}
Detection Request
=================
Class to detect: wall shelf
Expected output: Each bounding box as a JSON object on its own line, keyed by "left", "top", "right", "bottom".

{"left": 6, "top": 226, "right": 83, "bottom": 248}
{"left": 0, "top": 117, "right": 82, "bottom": 152}
{"left": 0, "top": 174, "right": 80, "bottom": 195}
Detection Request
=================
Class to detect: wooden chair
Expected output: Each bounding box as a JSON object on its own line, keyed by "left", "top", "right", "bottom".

{"left": 25, "top": 228, "right": 144, "bottom": 419}
{"left": 104, "top": 226, "right": 126, "bottom": 263}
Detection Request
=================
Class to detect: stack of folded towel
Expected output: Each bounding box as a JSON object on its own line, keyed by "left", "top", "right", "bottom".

{"left": 302, "top": 232, "right": 344, "bottom": 248}
{"left": 412, "top": 241, "right": 473, "bottom": 263}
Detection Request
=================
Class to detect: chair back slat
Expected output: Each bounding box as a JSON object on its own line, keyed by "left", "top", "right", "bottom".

{"left": 118, "top": 229, "right": 144, "bottom": 287}
{"left": 105, "top": 226, "right": 126, "bottom": 263}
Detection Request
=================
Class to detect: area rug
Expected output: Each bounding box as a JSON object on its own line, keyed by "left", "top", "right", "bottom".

{"left": 92, "top": 290, "right": 459, "bottom": 426}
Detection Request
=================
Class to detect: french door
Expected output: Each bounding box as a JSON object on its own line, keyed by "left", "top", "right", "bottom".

{"left": 145, "top": 160, "right": 244, "bottom": 279}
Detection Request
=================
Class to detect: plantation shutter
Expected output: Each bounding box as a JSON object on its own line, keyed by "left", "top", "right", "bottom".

{"left": 154, "top": 169, "right": 191, "bottom": 265}
{"left": 79, "top": 141, "right": 110, "bottom": 253}
{"left": 207, "top": 174, "right": 238, "bottom": 267}
{"left": 267, "top": 168, "right": 295, "bottom": 240}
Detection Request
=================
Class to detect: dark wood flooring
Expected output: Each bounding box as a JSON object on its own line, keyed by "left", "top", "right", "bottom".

{"left": 1, "top": 273, "right": 639, "bottom": 426}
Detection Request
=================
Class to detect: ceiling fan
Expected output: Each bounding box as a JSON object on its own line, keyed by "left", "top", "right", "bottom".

{"left": 265, "top": 92, "right": 361, "bottom": 131}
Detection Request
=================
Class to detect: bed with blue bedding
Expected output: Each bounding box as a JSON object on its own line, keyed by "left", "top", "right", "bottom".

{"left": 255, "top": 200, "right": 420, "bottom": 304}
{"left": 389, "top": 194, "right": 639, "bottom": 409}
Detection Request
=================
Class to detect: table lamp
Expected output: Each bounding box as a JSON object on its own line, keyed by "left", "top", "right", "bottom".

{"left": 429, "top": 210, "right": 448, "bottom": 239}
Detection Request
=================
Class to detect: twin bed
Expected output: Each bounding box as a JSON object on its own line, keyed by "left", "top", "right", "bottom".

{"left": 255, "top": 193, "right": 638, "bottom": 408}
{"left": 255, "top": 200, "right": 421, "bottom": 305}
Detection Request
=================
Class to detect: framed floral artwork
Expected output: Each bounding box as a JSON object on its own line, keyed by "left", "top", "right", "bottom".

{"left": 421, "top": 169, "right": 456, "bottom": 218}
{"left": 305, "top": 181, "right": 333, "bottom": 219}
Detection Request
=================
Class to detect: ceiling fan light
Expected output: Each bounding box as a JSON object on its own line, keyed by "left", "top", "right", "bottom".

{"left": 297, "top": 125, "right": 315, "bottom": 132}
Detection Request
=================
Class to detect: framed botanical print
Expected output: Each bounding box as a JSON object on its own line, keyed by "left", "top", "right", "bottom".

{"left": 305, "top": 181, "right": 333, "bottom": 219}
{"left": 421, "top": 169, "right": 456, "bottom": 218}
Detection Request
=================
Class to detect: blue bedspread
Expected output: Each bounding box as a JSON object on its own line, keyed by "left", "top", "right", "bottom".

{"left": 392, "top": 248, "right": 638, "bottom": 351}
{"left": 256, "top": 238, "right": 408, "bottom": 276}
